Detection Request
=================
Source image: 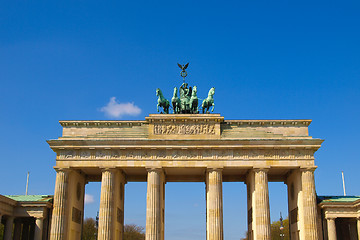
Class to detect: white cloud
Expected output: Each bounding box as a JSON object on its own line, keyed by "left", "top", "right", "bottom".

{"left": 100, "top": 97, "right": 141, "bottom": 118}
{"left": 84, "top": 194, "right": 95, "bottom": 204}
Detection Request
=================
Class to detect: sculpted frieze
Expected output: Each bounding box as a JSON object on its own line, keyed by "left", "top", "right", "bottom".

{"left": 65, "top": 150, "right": 74, "bottom": 159}
{"left": 96, "top": 150, "right": 106, "bottom": 159}
{"left": 81, "top": 150, "right": 91, "bottom": 159}
{"left": 153, "top": 123, "right": 215, "bottom": 135}
{"left": 57, "top": 149, "right": 314, "bottom": 160}
{"left": 217, "top": 149, "right": 232, "bottom": 159}
{"left": 111, "top": 150, "right": 120, "bottom": 159}
{"left": 188, "top": 150, "right": 199, "bottom": 159}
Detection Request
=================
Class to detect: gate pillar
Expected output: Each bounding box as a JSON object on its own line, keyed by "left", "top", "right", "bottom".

{"left": 50, "top": 169, "right": 69, "bottom": 240}
{"left": 146, "top": 168, "right": 165, "bottom": 240}
{"left": 98, "top": 168, "right": 126, "bottom": 240}
{"left": 300, "top": 168, "right": 319, "bottom": 240}
{"left": 246, "top": 168, "right": 271, "bottom": 240}
{"left": 206, "top": 168, "right": 223, "bottom": 240}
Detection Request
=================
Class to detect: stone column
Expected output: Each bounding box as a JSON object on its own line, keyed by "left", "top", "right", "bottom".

{"left": 114, "top": 170, "right": 126, "bottom": 240}
{"left": 206, "top": 168, "right": 224, "bottom": 240}
{"left": 357, "top": 217, "right": 360, "bottom": 240}
{"left": 34, "top": 217, "right": 44, "bottom": 240}
{"left": 146, "top": 168, "right": 165, "bottom": 240}
{"left": 326, "top": 218, "right": 337, "bottom": 240}
{"left": 301, "top": 168, "right": 319, "bottom": 240}
{"left": 22, "top": 222, "right": 30, "bottom": 240}
{"left": 4, "top": 216, "right": 14, "bottom": 240}
{"left": 13, "top": 219, "right": 22, "bottom": 240}
{"left": 98, "top": 168, "right": 115, "bottom": 240}
{"left": 254, "top": 168, "right": 271, "bottom": 240}
{"left": 29, "top": 222, "right": 35, "bottom": 240}
{"left": 50, "top": 168, "right": 69, "bottom": 240}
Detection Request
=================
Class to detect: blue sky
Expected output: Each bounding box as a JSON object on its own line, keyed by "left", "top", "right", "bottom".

{"left": 1, "top": 1, "right": 359, "bottom": 239}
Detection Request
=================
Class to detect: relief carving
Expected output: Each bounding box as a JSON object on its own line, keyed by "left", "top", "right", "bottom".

{"left": 127, "top": 151, "right": 134, "bottom": 158}
{"left": 188, "top": 150, "right": 198, "bottom": 159}
{"left": 157, "top": 150, "right": 167, "bottom": 159}
{"left": 96, "top": 150, "right": 106, "bottom": 159}
{"left": 81, "top": 150, "right": 91, "bottom": 159}
{"left": 141, "top": 150, "right": 150, "bottom": 159}
{"left": 172, "top": 150, "right": 180, "bottom": 159}
{"left": 264, "top": 150, "right": 274, "bottom": 159}
{"left": 154, "top": 123, "right": 215, "bottom": 135}
{"left": 64, "top": 150, "right": 74, "bottom": 159}
{"left": 111, "top": 150, "right": 119, "bottom": 158}
{"left": 202, "top": 149, "right": 214, "bottom": 159}
{"left": 69, "top": 148, "right": 313, "bottom": 161}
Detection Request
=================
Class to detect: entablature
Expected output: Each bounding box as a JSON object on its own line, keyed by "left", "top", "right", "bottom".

{"left": 57, "top": 115, "right": 315, "bottom": 140}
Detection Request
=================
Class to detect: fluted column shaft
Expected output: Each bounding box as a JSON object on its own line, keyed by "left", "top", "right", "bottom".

{"left": 357, "top": 218, "right": 360, "bottom": 240}
{"left": 34, "top": 217, "right": 44, "bottom": 240}
{"left": 98, "top": 169, "right": 115, "bottom": 240}
{"left": 254, "top": 169, "right": 271, "bottom": 240}
{"left": 50, "top": 169, "right": 69, "bottom": 240}
{"left": 30, "top": 223, "right": 35, "bottom": 240}
{"left": 146, "top": 169, "right": 164, "bottom": 240}
{"left": 206, "top": 169, "right": 223, "bottom": 240}
{"left": 327, "top": 218, "right": 337, "bottom": 240}
{"left": 4, "top": 216, "right": 14, "bottom": 240}
{"left": 22, "top": 222, "right": 30, "bottom": 240}
{"left": 13, "top": 219, "right": 22, "bottom": 240}
{"left": 301, "top": 168, "right": 319, "bottom": 240}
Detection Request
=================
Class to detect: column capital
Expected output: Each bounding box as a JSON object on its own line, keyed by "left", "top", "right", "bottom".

{"left": 326, "top": 216, "right": 336, "bottom": 221}
{"left": 146, "top": 167, "right": 164, "bottom": 173}
{"left": 300, "top": 166, "right": 317, "bottom": 172}
{"left": 54, "top": 167, "right": 72, "bottom": 173}
{"left": 100, "top": 167, "right": 117, "bottom": 173}
{"left": 206, "top": 167, "right": 223, "bottom": 172}
{"left": 252, "top": 167, "right": 270, "bottom": 173}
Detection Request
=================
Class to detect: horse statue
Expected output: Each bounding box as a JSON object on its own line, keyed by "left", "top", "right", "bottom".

{"left": 171, "top": 87, "right": 181, "bottom": 114}
{"left": 156, "top": 88, "right": 170, "bottom": 114}
{"left": 190, "top": 86, "right": 199, "bottom": 114}
{"left": 201, "top": 87, "right": 215, "bottom": 113}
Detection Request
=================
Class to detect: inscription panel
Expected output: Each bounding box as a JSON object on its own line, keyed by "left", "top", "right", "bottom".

{"left": 72, "top": 207, "right": 82, "bottom": 224}
{"left": 153, "top": 123, "right": 215, "bottom": 135}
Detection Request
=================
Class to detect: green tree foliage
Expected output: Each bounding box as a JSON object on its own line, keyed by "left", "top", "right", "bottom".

{"left": 124, "top": 224, "right": 145, "bottom": 240}
{"left": 81, "top": 218, "right": 145, "bottom": 240}
{"left": 240, "top": 217, "right": 289, "bottom": 240}
{"left": 271, "top": 217, "right": 289, "bottom": 240}
{"left": 82, "top": 218, "right": 97, "bottom": 240}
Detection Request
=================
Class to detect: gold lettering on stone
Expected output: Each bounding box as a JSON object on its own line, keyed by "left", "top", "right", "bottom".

{"left": 154, "top": 123, "right": 215, "bottom": 135}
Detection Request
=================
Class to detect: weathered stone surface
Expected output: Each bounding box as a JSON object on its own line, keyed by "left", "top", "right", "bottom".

{"left": 47, "top": 114, "right": 323, "bottom": 240}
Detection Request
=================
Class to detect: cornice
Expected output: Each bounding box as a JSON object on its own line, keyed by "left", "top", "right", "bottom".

{"left": 47, "top": 138, "right": 323, "bottom": 150}
{"left": 319, "top": 199, "right": 360, "bottom": 209}
{"left": 59, "top": 120, "right": 146, "bottom": 127}
{"left": 223, "top": 119, "right": 312, "bottom": 127}
{"left": 58, "top": 119, "right": 312, "bottom": 127}
{"left": 146, "top": 114, "right": 224, "bottom": 123}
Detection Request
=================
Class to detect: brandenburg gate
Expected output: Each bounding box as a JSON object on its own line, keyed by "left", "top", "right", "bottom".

{"left": 47, "top": 114, "right": 323, "bottom": 240}
{"left": 47, "top": 64, "right": 323, "bottom": 240}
